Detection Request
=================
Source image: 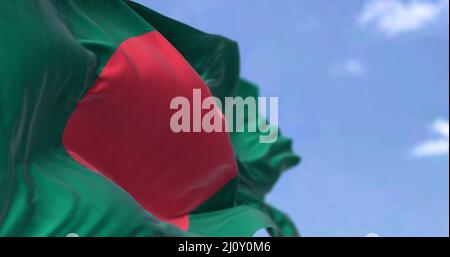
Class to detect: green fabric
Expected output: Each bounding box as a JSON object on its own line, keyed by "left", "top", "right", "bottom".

{"left": 230, "top": 81, "right": 300, "bottom": 237}
{"left": 0, "top": 149, "right": 184, "bottom": 237}
{"left": 189, "top": 206, "right": 277, "bottom": 237}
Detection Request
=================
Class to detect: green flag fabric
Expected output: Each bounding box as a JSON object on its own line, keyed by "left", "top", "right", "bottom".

{"left": 0, "top": 0, "right": 300, "bottom": 237}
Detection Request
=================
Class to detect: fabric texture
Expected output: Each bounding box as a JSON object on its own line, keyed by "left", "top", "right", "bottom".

{"left": 0, "top": 0, "right": 300, "bottom": 237}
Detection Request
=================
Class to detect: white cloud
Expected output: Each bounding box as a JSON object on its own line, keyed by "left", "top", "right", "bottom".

{"left": 359, "top": 0, "right": 449, "bottom": 37}
{"left": 331, "top": 58, "right": 366, "bottom": 77}
{"left": 413, "top": 119, "right": 449, "bottom": 158}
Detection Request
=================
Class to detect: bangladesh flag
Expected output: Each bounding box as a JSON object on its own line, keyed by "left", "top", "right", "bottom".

{"left": 0, "top": 1, "right": 300, "bottom": 237}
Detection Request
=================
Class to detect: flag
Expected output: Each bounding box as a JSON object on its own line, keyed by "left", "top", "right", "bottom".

{"left": 0, "top": 0, "right": 300, "bottom": 237}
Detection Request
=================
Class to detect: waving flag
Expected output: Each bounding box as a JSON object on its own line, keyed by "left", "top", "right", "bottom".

{"left": 0, "top": 1, "right": 300, "bottom": 237}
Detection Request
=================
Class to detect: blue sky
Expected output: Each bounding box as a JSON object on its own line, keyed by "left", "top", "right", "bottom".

{"left": 136, "top": 0, "right": 449, "bottom": 236}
